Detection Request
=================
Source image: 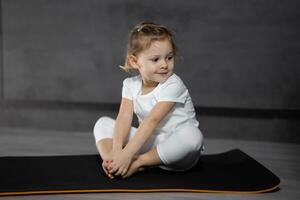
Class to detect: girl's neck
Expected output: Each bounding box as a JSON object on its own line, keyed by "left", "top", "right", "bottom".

{"left": 141, "top": 77, "right": 158, "bottom": 88}
{"left": 141, "top": 78, "right": 158, "bottom": 95}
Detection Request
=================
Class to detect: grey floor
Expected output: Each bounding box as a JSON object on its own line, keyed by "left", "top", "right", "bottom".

{"left": 0, "top": 127, "right": 299, "bottom": 200}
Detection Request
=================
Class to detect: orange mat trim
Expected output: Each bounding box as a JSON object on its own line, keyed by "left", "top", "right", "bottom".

{"left": 0, "top": 182, "right": 280, "bottom": 196}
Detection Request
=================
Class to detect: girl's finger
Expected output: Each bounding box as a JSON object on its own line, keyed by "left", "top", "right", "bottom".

{"left": 122, "top": 170, "right": 129, "bottom": 179}
{"left": 107, "top": 163, "right": 114, "bottom": 171}
{"left": 114, "top": 168, "right": 122, "bottom": 176}
{"left": 102, "top": 163, "right": 109, "bottom": 176}
{"left": 102, "top": 163, "right": 115, "bottom": 179}
{"left": 109, "top": 167, "right": 117, "bottom": 174}
{"left": 108, "top": 173, "right": 114, "bottom": 179}
{"left": 121, "top": 168, "right": 127, "bottom": 176}
{"left": 115, "top": 167, "right": 123, "bottom": 176}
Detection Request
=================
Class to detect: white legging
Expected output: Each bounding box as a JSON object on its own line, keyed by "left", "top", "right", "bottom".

{"left": 93, "top": 116, "right": 204, "bottom": 171}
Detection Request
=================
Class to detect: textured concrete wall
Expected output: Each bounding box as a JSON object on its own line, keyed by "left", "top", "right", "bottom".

{"left": 2, "top": 0, "right": 300, "bottom": 109}
{"left": 0, "top": 1, "right": 2, "bottom": 100}
{"left": 0, "top": 0, "right": 299, "bottom": 143}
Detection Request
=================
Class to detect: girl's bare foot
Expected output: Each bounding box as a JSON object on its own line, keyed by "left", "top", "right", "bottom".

{"left": 122, "top": 156, "right": 144, "bottom": 178}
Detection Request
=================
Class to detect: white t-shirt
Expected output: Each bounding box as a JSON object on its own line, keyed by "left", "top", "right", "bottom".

{"left": 122, "top": 73, "right": 199, "bottom": 136}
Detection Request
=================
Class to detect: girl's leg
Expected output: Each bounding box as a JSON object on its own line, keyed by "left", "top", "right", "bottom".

{"left": 125, "top": 125, "right": 203, "bottom": 177}
{"left": 96, "top": 138, "right": 113, "bottom": 161}
{"left": 138, "top": 148, "right": 162, "bottom": 167}
{"left": 123, "top": 125, "right": 203, "bottom": 177}
{"left": 123, "top": 147, "right": 162, "bottom": 178}
{"left": 94, "top": 117, "right": 117, "bottom": 178}
{"left": 93, "top": 117, "right": 116, "bottom": 160}
{"left": 93, "top": 116, "right": 138, "bottom": 178}
{"left": 93, "top": 116, "right": 138, "bottom": 158}
{"left": 96, "top": 138, "right": 114, "bottom": 178}
{"left": 156, "top": 125, "right": 204, "bottom": 171}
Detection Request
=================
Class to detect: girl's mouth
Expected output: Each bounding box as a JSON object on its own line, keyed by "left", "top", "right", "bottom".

{"left": 156, "top": 71, "right": 169, "bottom": 75}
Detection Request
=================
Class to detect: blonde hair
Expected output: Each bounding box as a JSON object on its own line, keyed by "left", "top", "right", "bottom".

{"left": 122, "top": 21, "right": 177, "bottom": 73}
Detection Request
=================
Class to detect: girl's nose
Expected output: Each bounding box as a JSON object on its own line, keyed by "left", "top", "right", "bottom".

{"left": 161, "top": 65, "right": 168, "bottom": 69}
{"left": 161, "top": 60, "right": 168, "bottom": 69}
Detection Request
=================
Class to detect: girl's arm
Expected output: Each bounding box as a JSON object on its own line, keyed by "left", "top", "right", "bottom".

{"left": 109, "top": 101, "right": 175, "bottom": 176}
{"left": 112, "top": 98, "right": 134, "bottom": 152}
{"left": 123, "top": 101, "right": 175, "bottom": 156}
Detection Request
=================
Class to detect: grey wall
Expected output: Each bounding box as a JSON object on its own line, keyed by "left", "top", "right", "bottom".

{"left": 0, "top": 1, "right": 2, "bottom": 101}
{"left": 0, "top": 0, "right": 299, "bottom": 143}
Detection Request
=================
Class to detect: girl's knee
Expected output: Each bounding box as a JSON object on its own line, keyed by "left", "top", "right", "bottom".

{"left": 156, "top": 126, "right": 203, "bottom": 170}
{"left": 180, "top": 126, "right": 203, "bottom": 152}
{"left": 93, "top": 116, "right": 114, "bottom": 142}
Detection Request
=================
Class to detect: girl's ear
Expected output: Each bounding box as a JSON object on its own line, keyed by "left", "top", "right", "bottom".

{"left": 128, "top": 55, "right": 139, "bottom": 69}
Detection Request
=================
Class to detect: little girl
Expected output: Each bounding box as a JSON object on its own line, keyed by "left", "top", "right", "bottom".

{"left": 93, "top": 22, "right": 203, "bottom": 179}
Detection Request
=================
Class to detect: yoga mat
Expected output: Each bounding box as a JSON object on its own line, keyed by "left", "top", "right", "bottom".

{"left": 0, "top": 149, "right": 280, "bottom": 196}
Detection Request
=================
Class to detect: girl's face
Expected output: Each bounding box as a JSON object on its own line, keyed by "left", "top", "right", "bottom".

{"left": 133, "top": 39, "right": 175, "bottom": 86}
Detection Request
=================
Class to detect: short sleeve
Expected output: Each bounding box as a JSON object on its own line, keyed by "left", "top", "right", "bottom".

{"left": 122, "top": 78, "right": 133, "bottom": 100}
{"left": 157, "top": 80, "right": 188, "bottom": 104}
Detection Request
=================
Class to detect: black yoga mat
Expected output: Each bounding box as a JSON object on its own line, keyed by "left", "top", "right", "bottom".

{"left": 0, "top": 149, "right": 280, "bottom": 196}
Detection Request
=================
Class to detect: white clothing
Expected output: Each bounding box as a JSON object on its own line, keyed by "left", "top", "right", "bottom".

{"left": 122, "top": 73, "right": 199, "bottom": 138}
{"left": 94, "top": 116, "right": 203, "bottom": 171}
{"left": 93, "top": 73, "right": 204, "bottom": 171}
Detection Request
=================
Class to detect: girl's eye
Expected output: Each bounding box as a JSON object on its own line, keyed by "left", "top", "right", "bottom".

{"left": 167, "top": 56, "right": 174, "bottom": 60}
{"left": 151, "top": 58, "right": 159, "bottom": 62}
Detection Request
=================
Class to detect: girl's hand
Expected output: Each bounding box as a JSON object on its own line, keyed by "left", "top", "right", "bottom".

{"left": 112, "top": 147, "right": 122, "bottom": 161}
{"left": 108, "top": 150, "right": 133, "bottom": 177}
{"left": 102, "top": 150, "right": 117, "bottom": 179}
{"left": 102, "top": 160, "right": 114, "bottom": 179}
